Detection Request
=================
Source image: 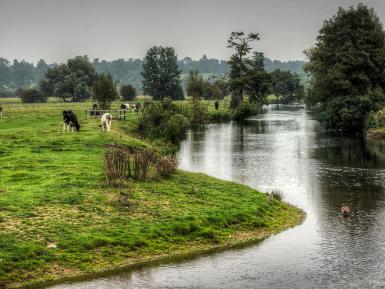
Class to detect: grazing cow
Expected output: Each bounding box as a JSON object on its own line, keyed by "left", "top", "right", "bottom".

{"left": 63, "top": 110, "right": 80, "bottom": 132}
{"left": 121, "top": 103, "right": 140, "bottom": 113}
{"left": 101, "top": 113, "right": 112, "bottom": 132}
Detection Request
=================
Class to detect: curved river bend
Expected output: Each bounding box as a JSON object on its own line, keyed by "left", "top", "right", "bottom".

{"left": 51, "top": 105, "right": 385, "bottom": 289}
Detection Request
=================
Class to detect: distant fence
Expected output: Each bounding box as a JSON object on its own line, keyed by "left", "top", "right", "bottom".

{"left": 85, "top": 109, "right": 128, "bottom": 120}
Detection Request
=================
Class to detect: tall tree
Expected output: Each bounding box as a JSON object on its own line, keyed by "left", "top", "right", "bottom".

{"left": 35, "top": 59, "right": 49, "bottom": 82}
{"left": 142, "top": 46, "right": 182, "bottom": 100}
{"left": 245, "top": 52, "right": 271, "bottom": 105}
{"left": 186, "top": 70, "right": 204, "bottom": 99}
{"left": 270, "top": 69, "right": 303, "bottom": 104}
{"left": 11, "top": 60, "right": 34, "bottom": 87}
{"left": 92, "top": 74, "right": 118, "bottom": 109}
{"left": 227, "top": 31, "right": 260, "bottom": 106}
{"left": 0, "top": 58, "right": 11, "bottom": 86}
{"left": 305, "top": 4, "right": 385, "bottom": 133}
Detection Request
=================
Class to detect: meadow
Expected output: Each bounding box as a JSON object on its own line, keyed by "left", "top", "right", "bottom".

{"left": 0, "top": 101, "right": 303, "bottom": 288}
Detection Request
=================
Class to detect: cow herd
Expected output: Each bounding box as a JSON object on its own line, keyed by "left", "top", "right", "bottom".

{"left": 62, "top": 102, "right": 150, "bottom": 133}
{"left": 0, "top": 102, "right": 150, "bottom": 133}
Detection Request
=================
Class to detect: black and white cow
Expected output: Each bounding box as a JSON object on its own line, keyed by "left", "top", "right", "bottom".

{"left": 121, "top": 103, "right": 140, "bottom": 113}
{"left": 63, "top": 110, "right": 80, "bottom": 132}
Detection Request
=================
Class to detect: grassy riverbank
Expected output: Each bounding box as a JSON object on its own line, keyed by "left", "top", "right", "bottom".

{"left": 0, "top": 102, "right": 304, "bottom": 288}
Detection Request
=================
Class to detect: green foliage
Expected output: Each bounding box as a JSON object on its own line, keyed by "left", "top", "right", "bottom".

{"left": 190, "top": 98, "right": 208, "bottom": 124}
{"left": 137, "top": 98, "right": 190, "bottom": 143}
{"left": 305, "top": 4, "right": 385, "bottom": 134}
{"left": 40, "top": 56, "right": 97, "bottom": 102}
{"left": 207, "top": 109, "right": 232, "bottom": 123}
{"left": 142, "top": 46, "right": 182, "bottom": 100}
{"left": 366, "top": 107, "right": 385, "bottom": 130}
{"left": 270, "top": 69, "right": 303, "bottom": 104}
{"left": 19, "top": 88, "right": 47, "bottom": 103}
{"left": 120, "top": 84, "right": 137, "bottom": 101}
{"left": 186, "top": 70, "right": 204, "bottom": 99}
{"left": 232, "top": 102, "right": 259, "bottom": 121}
{"left": 92, "top": 74, "right": 118, "bottom": 109}
{"left": 227, "top": 31, "right": 261, "bottom": 105}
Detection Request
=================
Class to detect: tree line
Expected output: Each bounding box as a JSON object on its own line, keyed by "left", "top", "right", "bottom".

{"left": 0, "top": 55, "right": 306, "bottom": 97}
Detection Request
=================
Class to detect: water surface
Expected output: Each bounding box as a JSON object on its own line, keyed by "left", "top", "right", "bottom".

{"left": 51, "top": 105, "right": 385, "bottom": 289}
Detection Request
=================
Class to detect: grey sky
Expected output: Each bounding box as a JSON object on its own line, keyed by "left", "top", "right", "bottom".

{"left": 1, "top": 0, "right": 385, "bottom": 63}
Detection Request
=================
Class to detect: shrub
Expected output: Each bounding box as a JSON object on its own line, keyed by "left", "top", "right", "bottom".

{"left": 189, "top": 98, "right": 208, "bottom": 124}
{"left": 208, "top": 110, "right": 232, "bottom": 123}
{"left": 232, "top": 102, "right": 259, "bottom": 121}
{"left": 19, "top": 88, "right": 47, "bottom": 103}
{"left": 137, "top": 98, "right": 190, "bottom": 144}
{"left": 120, "top": 84, "right": 136, "bottom": 101}
{"left": 365, "top": 108, "right": 385, "bottom": 130}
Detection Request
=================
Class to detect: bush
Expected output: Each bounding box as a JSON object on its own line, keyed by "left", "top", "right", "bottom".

{"left": 19, "top": 88, "right": 47, "bottom": 103}
{"left": 366, "top": 108, "right": 385, "bottom": 130}
{"left": 208, "top": 110, "right": 232, "bottom": 123}
{"left": 190, "top": 98, "right": 208, "bottom": 124}
{"left": 232, "top": 102, "right": 259, "bottom": 121}
{"left": 120, "top": 84, "right": 136, "bottom": 101}
{"left": 137, "top": 98, "right": 190, "bottom": 144}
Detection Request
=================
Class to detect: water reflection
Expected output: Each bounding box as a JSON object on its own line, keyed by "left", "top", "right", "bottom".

{"left": 50, "top": 105, "right": 385, "bottom": 289}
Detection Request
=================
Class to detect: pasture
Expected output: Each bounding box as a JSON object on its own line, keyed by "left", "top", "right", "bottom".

{"left": 0, "top": 102, "right": 302, "bottom": 288}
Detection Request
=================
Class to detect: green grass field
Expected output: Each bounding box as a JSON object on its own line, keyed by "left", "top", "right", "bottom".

{"left": 0, "top": 102, "right": 303, "bottom": 288}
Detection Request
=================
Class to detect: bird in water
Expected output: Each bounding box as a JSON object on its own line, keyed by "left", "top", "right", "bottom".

{"left": 340, "top": 205, "right": 351, "bottom": 217}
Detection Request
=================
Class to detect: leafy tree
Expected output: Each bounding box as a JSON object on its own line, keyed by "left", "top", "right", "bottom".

{"left": 227, "top": 31, "right": 260, "bottom": 106}
{"left": 92, "top": 74, "right": 118, "bottom": 109}
{"left": 213, "top": 78, "right": 229, "bottom": 97}
{"left": 186, "top": 70, "right": 204, "bottom": 99}
{"left": 34, "top": 59, "right": 49, "bottom": 82}
{"left": 19, "top": 88, "right": 47, "bottom": 103}
{"left": 11, "top": 60, "right": 34, "bottom": 87}
{"left": 40, "top": 56, "right": 97, "bottom": 102}
{"left": 305, "top": 4, "right": 385, "bottom": 133}
{"left": 120, "top": 84, "right": 136, "bottom": 101}
{"left": 186, "top": 70, "right": 207, "bottom": 123}
{"left": 270, "top": 69, "right": 302, "bottom": 104}
{"left": 245, "top": 52, "right": 271, "bottom": 104}
{"left": 0, "top": 58, "right": 11, "bottom": 86}
{"left": 142, "top": 46, "right": 182, "bottom": 100}
{"left": 212, "top": 84, "right": 223, "bottom": 100}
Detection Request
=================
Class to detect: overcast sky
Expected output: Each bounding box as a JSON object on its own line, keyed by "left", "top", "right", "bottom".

{"left": 0, "top": 0, "right": 385, "bottom": 63}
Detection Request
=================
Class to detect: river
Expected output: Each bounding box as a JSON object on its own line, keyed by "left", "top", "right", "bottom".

{"left": 50, "top": 105, "right": 385, "bottom": 289}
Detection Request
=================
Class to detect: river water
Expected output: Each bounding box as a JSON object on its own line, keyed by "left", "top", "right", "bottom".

{"left": 51, "top": 105, "right": 385, "bottom": 289}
